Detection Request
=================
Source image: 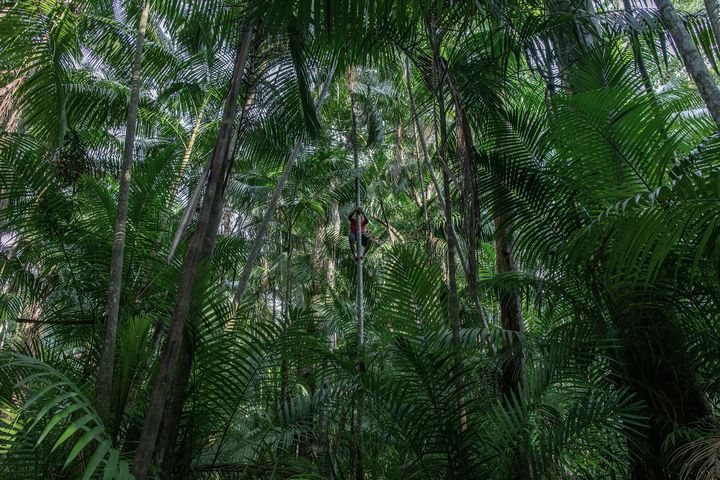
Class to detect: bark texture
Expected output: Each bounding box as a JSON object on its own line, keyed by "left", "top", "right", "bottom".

{"left": 446, "top": 70, "right": 481, "bottom": 333}
{"left": 96, "top": 0, "right": 150, "bottom": 427}
{"left": 705, "top": 0, "right": 720, "bottom": 54}
{"left": 348, "top": 71, "right": 365, "bottom": 480}
{"left": 495, "top": 214, "right": 529, "bottom": 480}
{"left": 655, "top": 0, "right": 720, "bottom": 129}
{"left": 131, "top": 26, "right": 254, "bottom": 480}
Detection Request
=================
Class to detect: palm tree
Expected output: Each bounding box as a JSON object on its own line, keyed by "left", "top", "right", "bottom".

{"left": 6, "top": 1, "right": 720, "bottom": 479}
{"left": 96, "top": 0, "right": 151, "bottom": 427}
{"left": 131, "top": 24, "right": 255, "bottom": 479}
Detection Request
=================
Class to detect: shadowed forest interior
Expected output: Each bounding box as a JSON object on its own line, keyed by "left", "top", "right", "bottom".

{"left": 3, "top": 0, "right": 720, "bottom": 478}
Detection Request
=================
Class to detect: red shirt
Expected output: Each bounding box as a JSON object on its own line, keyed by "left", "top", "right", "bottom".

{"left": 349, "top": 214, "right": 368, "bottom": 234}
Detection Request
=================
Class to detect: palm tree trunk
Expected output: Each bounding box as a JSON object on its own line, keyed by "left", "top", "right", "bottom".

{"left": 443, "top": 167, "right": 462, "bottom": 372}
{"left": 166, "top": 165, "right": 209, "bottom": 263}
{"left": 393, "top": 121, "right": 403, "bottom": 185}
{"left": 348, "top": 70, "right": 365, "bottom": 480}
{"left": 428, "top": 27, "right": 470, "bottom": 464}
{"left": 170, "top": 94, "right": 209, "bottom": 199}
{"left": 154, "top": 41, "right": 266, "bottom": 470}
{"left": 412, "top": 121, "right": 431, "bottom": 246}
{"left": 494, "top": 214, "right": 530, "bottom": 480}
{"left": 654, "top": 0, "right": 720, "bottom": 129}
{"left": 157, "top": 338, "right": 193, "bottom": 475}
{"left": 328, "top": 201, "right": 340, "bottom": 288}
{"left": 233, "top": 140, "right": 302, "bottom": 302}
{"left": 159, "top": 63, "right": 335, "bottom": 475}
{"left": 495, "top": 215, "right": 525, "bottom": 400}
{"left": 96, "top": 0, "right": 150, "bottom": 427}
{"left": 404, "top": 56, "right": 492, "bottom": 340}
{"left": 281, "top": 215, "right": 293, "bottom": 402}
{"left": 705, "top": 0, "right": 720, "bottom": 52}
{"left": 232, "top": 64, "right": 335, "bottom": 305}
{"left": 158, "top": 77, "right": 258, "bottom": 477}
{"left": 165, "top": 82, "right": 256, "bottom": 265}
{"left": 445, "top": 71, "right": 481, "bottom": 338}
{"left": 131, "top": 25, "right": 254, "bottom": 480}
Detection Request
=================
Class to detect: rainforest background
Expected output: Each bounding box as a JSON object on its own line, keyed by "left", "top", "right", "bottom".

{"left": 2, "top": 0, "right": 720, "bottom": 478}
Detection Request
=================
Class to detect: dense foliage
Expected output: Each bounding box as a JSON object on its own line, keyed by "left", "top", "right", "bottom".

{"left": 2, "top": 0, "right": 720, "bottom": 478}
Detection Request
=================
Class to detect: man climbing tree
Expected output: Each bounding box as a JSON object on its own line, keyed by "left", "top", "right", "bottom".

{"left": 348, "top": 207, "right": 372, "bottom": 260}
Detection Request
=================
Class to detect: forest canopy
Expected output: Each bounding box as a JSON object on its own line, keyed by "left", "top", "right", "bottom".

{"left": 2, "top": 0, "right": 720, "bottom": 479}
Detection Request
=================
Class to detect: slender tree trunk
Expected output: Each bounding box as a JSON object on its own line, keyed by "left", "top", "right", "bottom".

{"left": 433, "top": 51, "right": 470, "bottom": 438}
{"left": 156, "top": 339, "right": 193, "bottom": 476}
{"left": 404, "top": 56, "right": 492, "bottom": 339}
{"left": 234, "top": 140, "right": 302, "bottom": 301}
{"left": 445, "top": 71, "right": 481, "bottom": 335}
{"left": 157, "top": 79, "right": 260, "bottom": 471}
{"left": 412, "top": 122, "right": 431, "bottom": 243}
{"left": 96, "top": 0, "right": 150, "bottom": 427}
{"left": 165, "top": 79, "right": 257, "bottom": 266}
{"left": 433, "top": 53, "right": 463, "bottom": 392}
{"left": 280, "top": 215, "right": 293, "bottom": 403}
{"left": 427, "top": 25, "right": 470, "bottom": 476}
{"left": 495, "top": 215, "right": 530, "bottom": 480}
{"left": 156, "top": 29, "right": 268, "bottom": 468}
{"left": 443, "top": 167, "right": 463, "bottom": 366}
{"left": 655, "top": 0, "right": 720, "bottom": 129}
{"left": 393, "top": 121, "right": 403, "bottom": 186}
{"left": 495, "top": 215, "right": 525, "bottom": 401}
{"left": 168, "top": 94, "right": 209, "bottom": 201}
{"left": 232, "top": 65, "right": 335, "bottom": 305}
{"left": 328, "top": 201, "right": 340, "bottom": 288}
{"left": 166, "top": 165, "right": 209, "bottom": 263}
{"left": 131, "top": 26, "right": 254, "bottom": 480}
{"left": 179, "top": 67, "right": 334, "bottom": 474}
{"left": 160, "top": 64, "right": 260, "bottom": 480}
{"left": 348, "top": 70, "right": 365, "bottom": 480}
{"left": 320, "top": 202, "right": 338, "bottom": 470}
{"left": 705, "top": 0, "right": 720, "bottom": 53}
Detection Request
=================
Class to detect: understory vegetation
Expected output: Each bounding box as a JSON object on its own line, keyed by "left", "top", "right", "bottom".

{"left": 3, "top": 0, "right": 720, "bottom": 478}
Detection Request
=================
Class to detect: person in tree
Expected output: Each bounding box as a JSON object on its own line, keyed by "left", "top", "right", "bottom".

{"left": 348, "top": 207, "right": 372, "bottom": 260}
